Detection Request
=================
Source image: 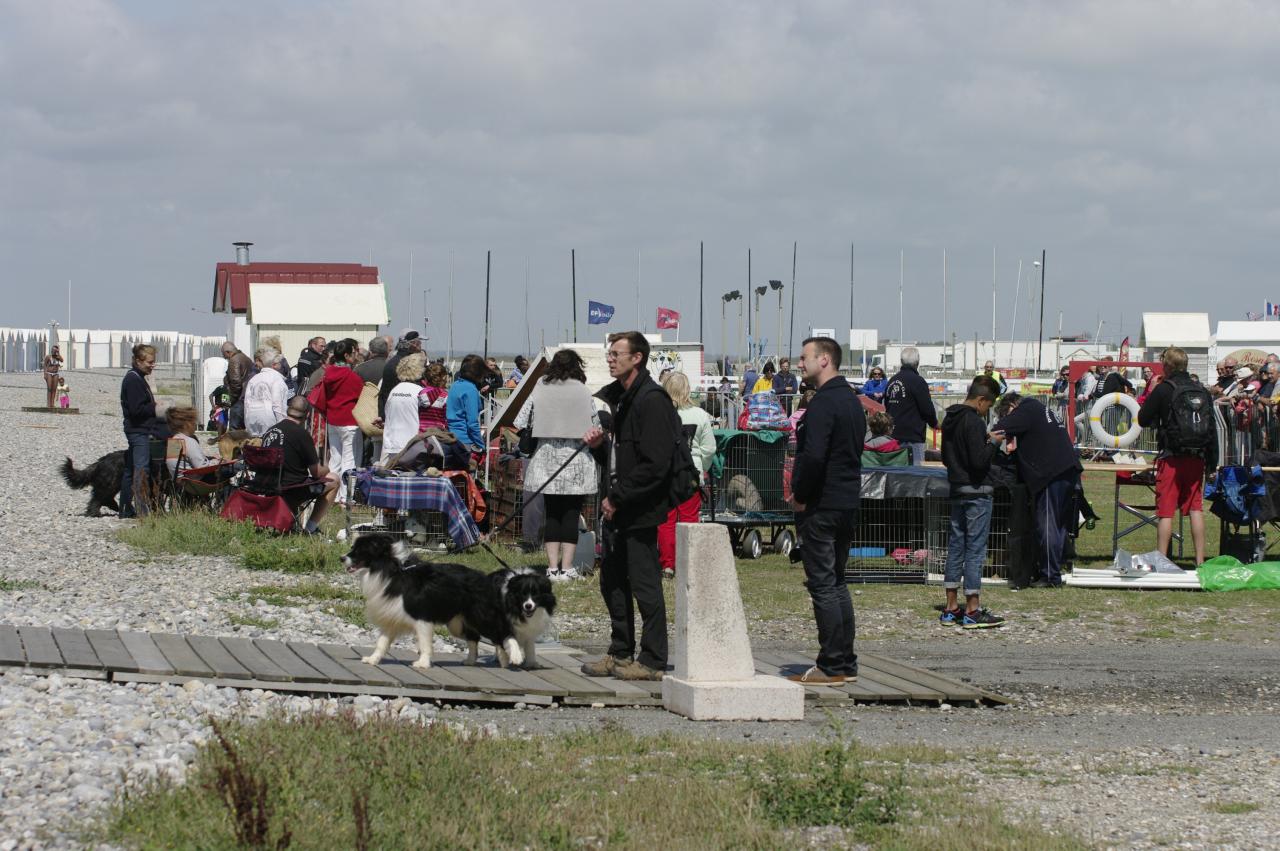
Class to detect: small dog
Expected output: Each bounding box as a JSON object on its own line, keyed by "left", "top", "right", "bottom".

{"left": 60, "top": 451, "right": 127, "bottom": 516}
{"left": 342, "top": 533, "right": 556, "bottom": 670}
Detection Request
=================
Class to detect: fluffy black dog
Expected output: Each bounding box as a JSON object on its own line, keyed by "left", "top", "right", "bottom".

{"left": 60, "top": 450, "right": 127, "bottom": 516}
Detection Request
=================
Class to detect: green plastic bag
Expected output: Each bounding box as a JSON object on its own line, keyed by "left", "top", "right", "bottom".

{"left": 1196, "top": 556, "right": 1280, "bottom": 591}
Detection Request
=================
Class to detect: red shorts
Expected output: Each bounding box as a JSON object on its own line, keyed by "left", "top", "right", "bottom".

{"left": 1155, "top": 456, "right": 1204, "bottom": 518}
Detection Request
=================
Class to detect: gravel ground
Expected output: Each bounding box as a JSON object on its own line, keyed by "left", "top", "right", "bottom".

{"left": 3, "top": 369, "right": 1280, "bottom": 849}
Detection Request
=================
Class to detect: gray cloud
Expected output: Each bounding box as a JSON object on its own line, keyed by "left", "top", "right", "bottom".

{"left": 3, "top": 0, "right": 1279, "bottom": 354}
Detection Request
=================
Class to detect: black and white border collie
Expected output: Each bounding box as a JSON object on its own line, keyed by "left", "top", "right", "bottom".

{"left": 341, "top": 534, "right": 556, "bottom": 670}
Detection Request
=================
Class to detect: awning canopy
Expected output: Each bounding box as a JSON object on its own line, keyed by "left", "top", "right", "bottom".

{"left": 247, "top": 282, "right": 389, "bottom": 326}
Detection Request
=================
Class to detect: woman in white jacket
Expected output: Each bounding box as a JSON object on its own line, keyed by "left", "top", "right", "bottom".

{"left": 243, "top": 347, "right": 290, "bottom": 437}
{"left": 658, "top": 370, "right": 717, "bottom": 577}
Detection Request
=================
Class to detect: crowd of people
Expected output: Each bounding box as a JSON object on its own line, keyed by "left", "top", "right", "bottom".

{"left": 103, "top": 327, "right": 1234, "bottom": 686}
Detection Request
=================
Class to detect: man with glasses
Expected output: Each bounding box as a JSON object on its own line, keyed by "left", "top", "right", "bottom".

{"left": 581, "top": 331, "right": 682, "bottom": 682}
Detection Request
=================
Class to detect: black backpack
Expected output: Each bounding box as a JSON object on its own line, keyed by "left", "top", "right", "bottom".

{"left": 1163, "top": 377, "right": 1214, "bottom": 455}
{"left": 668, "top": 421, "right": 701, "bottom": 506}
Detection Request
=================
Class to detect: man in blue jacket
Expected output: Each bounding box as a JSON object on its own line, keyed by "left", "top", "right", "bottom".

{"left": 788, "top": 336, "right": 865, "bottom": 684}
{"left": 885, "top": 347, "right": 938, "bottom": 465}
{"left": 991, "top": 392, "right": 1083, "bottom": 587}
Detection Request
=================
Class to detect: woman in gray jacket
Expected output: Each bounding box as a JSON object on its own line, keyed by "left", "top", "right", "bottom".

{"left": 513, "top": 349, "right": 599, "bottom": 580}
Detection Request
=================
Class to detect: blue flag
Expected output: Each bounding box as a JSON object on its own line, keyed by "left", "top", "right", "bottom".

{"left": 588, "top": 300, "right": 615, "bottom": 325}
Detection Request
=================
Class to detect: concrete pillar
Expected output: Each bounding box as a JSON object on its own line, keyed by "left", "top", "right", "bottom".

{"left": 662, "top": 523, "right": 805, "bottom": 720}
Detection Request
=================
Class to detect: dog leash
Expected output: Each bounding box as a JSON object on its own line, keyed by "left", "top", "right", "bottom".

{"left": 464, "top": 439, "right": 594, "bottom": 569}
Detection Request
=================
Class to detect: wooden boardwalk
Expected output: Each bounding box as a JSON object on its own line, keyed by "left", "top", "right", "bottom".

{"left": 0, "top": 624, "right": 1006, "bottom": 708}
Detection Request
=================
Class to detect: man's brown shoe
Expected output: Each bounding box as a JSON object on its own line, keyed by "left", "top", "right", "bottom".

{"left": 785, "top": 666, "right": 852, "bottom": 685}
{"left": 614, "top": 660, "right": 665, "bottom": 681}
{"left": 580, "top": 655, "right": 628, "bottom": 677}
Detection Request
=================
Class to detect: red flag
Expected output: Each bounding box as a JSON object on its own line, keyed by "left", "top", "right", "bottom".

{"left": 1119, "top": 336, "right": 1130, "bottom": 362}
{"left": 656, "top": 307, "right": 680, "bottom": 330}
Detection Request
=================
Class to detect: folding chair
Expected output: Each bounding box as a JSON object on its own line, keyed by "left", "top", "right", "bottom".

{"left": 143, "top": 437, "right": 185, "bottom": 513}
{"left": 221, "top": 445, "right": 326, "bottom": 533}
{"left": 1113, "top": 470, "right": 1183, "bottom": 559}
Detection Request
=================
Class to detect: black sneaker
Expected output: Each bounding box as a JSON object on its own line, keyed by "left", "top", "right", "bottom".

{"left": 962, "top": 609, "right": 1006, "bottom": 630}
{"left": 1028, "top": 578, "right": 1062, "bottom": 589}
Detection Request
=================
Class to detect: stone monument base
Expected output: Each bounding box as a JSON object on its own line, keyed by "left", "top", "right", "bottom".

{"left": 663, "top": 673, "right": 805, "bottom": 721}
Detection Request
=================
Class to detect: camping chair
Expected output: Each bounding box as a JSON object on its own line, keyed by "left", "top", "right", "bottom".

{"left": 1113, "top": 469, "right": 1183, "bottom": 559}
{"left": 220, "top": 445, "right": 326, "bottom": 533}
{"left": 862, "top": 447, "right": 910, "bottom": 468}
{"left": 1207, "top": 464, "right": 1268, "bottom": 563}
{"left": 143, "top": 437, "right": 185, "bottom": 513}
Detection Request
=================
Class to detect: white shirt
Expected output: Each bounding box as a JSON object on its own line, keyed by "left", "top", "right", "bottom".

{"left": 380, "top": 381, "right": 425, "bottom": 463}
{"left": 243, "top": 368, "right": 289, "bottom": 437}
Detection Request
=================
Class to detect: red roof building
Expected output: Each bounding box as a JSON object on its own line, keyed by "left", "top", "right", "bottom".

{"left": 211, "top": 262, "right": 381, "bottom": 314}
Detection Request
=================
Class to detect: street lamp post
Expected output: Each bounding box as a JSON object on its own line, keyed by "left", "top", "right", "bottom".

{"left": 769, "top": 279, "right": 784, "bottom": 363}
{"left": 721, "top": 290, "right": 742, "bottom": 375}
{"left": 1034, "top": 250, "right": 1046, "bottom": 374}
{"left": 753, "top": 285, "right": 767, "bottom": 362}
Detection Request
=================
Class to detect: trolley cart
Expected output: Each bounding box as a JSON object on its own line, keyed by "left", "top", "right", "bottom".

{"left": 702, "top": 429, "right": 795, "bottom": 559}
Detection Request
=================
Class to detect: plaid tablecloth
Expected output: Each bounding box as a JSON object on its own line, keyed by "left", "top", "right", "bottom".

{"left": 347, "top": 470, "right": 481, "bottom": 548}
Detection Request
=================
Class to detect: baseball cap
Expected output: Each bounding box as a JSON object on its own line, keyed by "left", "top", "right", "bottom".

{"left": 399, "top": 329, "right": 420, "bottom": 343}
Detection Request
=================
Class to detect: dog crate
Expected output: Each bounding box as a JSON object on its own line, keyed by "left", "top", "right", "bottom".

{"left": 846, "top": 468, "right": 1010, "bottom": 584}
{"left": 703, "top": 430, "right": 796, "bottom": 559}
{"left": 341, "top": 473, "right": 469, "bottom": 552}
{"left": 486, "top": 454, "right": 601, "bottom": 557}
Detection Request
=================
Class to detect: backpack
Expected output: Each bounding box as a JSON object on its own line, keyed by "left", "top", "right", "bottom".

{"left": 1163, "top": 376, "right": 1214, "bottom": 455}
{"left": 669, "top": 421, "right": 701, "bottom": 506}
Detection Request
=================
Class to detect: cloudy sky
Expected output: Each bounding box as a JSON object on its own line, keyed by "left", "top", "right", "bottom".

{"left": 4, "top": 0, "right": 1279, "bottom": 355}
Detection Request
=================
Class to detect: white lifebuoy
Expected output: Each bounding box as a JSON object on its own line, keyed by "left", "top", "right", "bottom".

{"left": 1089, "top": 392, "right": 1143, "bottom": 448}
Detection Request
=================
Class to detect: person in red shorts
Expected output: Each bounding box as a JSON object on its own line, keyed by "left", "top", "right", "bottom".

{"left": 1138, "top": 346, "right": 1217, "bottom": 564}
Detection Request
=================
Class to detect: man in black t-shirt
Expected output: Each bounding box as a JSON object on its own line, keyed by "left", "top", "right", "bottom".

{"left": 261, "top": 397, "right": 336, "bottom": 534}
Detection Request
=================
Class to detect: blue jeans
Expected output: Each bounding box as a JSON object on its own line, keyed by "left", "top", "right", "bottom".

{"left": 119, "top": 432, "right": 152, "bottom": 517}
{"left": 944, "top": 491, "right": 993, "bottom": 596}
{"left": 797, "top": 508, "right": 858, "bottom": 677}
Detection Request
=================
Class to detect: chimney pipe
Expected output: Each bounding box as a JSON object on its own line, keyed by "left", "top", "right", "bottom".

{"left": 233, "top": 242, "right": 253, "bottom": 266}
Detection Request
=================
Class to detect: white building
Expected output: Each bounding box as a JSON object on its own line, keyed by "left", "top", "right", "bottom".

{"left": 1141, "top": 313, "right": 1212, "bottom": 376}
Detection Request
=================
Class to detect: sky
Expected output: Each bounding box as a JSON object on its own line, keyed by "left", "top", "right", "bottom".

{"left": 3, "top": 0, "right": 1280, "bottom": 356}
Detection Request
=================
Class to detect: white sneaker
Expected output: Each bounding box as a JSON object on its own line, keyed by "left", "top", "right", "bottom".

{"left": 559, "top": 567, "right": 580, "bottom": 581}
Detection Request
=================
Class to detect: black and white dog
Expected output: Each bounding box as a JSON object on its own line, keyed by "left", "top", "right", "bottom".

{"left": 60, "top": 451, "right": 127, "bottom": 516}
{"left": 341, "top": 534, "right": 556, "bottom": 670}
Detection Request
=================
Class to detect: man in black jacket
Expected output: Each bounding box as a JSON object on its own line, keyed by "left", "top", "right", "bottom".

{"left": 991, "top": 392, "right": 1083, "bottom": 587}
{"left": 295, "top": 337, "right": 326, "bottom": 389}
{"left": 581, "top": 331, "right": 681, "bottom": 682}
{"left": 885, "top": 347, "right": 938, "bottom": 465}
{"left": 788, "top": 336, "right": 865, "bottom": 684}
{"left": 938, "top": 378, "right": 1005, "bottom": 629}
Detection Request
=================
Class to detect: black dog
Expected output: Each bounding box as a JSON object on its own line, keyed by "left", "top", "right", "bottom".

{"left": 60, "top": 451, "right": 127, "bottom": 516}
{"left": 342, "top": 533, "right": 556, "bottom": 669}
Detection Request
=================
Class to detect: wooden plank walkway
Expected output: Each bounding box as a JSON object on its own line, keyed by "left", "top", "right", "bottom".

{"left": 0, "top": 624, "right": 1007, "bottom": 708}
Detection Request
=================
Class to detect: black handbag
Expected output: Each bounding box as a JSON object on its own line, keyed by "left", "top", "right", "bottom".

{"left": 518, "top": 406, "right": 537, "bottom": 456}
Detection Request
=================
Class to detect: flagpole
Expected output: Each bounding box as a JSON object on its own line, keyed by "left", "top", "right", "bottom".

{"left": 571, "top": 249, "right": 578, "bottom": 343}
{"left": 787, "top": 241, "right": 797, "bottom": 358}
{"left": 698, "top": 241, "right": 704, "bottom": 346}
{"left": 483, "top": 249, "right": 491, "bottom": 361}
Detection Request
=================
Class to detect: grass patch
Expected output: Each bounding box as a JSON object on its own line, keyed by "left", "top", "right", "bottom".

{"left": 119, "top": 512, "right": 342, "bottom": 574}
{"left": 154, "top": 382, "right": 192, "bottom": 397}
{"left": 242, "top": 582, "right": 366, "bottom": 628}
{"left": 102, "top": 715, "right": 1080, "bottom": 850}
{"left": 228, "top": 613, "right": 280, "bottom": 630}
{"left": 0, "top": 577, "right": 40, "bottom": 592}
{"left": 1205, "top": 800, "right": 1260, "bottom": 815}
